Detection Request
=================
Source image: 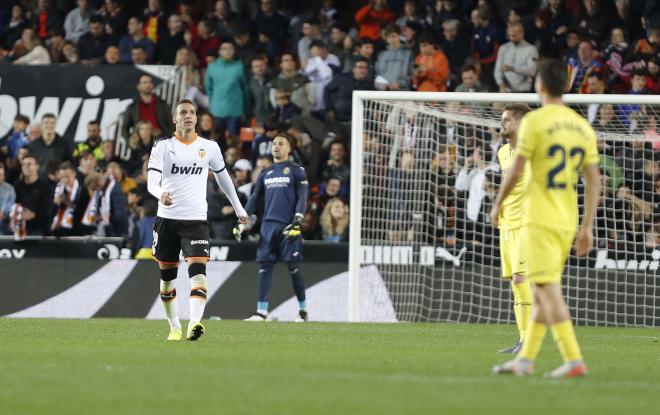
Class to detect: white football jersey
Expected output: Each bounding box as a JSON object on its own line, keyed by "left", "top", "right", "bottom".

{"left": 148, "top": 134, "right": 225, "bottom": 220}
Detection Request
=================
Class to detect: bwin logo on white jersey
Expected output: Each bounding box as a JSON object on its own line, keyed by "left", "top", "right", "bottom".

{"left": 171, "top": 163, "right": 204, "bottom": 175}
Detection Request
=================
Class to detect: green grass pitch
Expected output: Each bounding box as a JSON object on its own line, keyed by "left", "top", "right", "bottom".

{"left": 0, "top": 319, "right": 658, "bottom": 415}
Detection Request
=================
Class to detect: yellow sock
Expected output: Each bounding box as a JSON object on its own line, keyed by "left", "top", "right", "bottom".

{"left": 551, "top": 320, "right": 583, "bottom": 362}
{"left": 518, "top": 321, "right": 547, "bottom": 361}
{"left": 512, "top": 280, "right": 533, "bottom": 342}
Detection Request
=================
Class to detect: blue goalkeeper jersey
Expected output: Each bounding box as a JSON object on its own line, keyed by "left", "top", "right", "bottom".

{"left": 246, "top": 160, "right": 309, "bottom": 224}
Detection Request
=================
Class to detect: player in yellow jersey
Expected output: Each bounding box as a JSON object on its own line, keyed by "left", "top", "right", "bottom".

{"left": 491, "top": 59, "right": 601, "bottom": 378}
{"left": 494, "top": 104, "right": 533, "bottom": 355}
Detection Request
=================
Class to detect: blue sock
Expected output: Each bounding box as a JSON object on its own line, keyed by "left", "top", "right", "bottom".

{"left": 257, "top": 264, "right": 273, "bottom": 312}
{"left": 257, "top": 301, "right": 269, "bottom": 314}
{"left": 287, "top": 262, "right": 306, "bottom": 307}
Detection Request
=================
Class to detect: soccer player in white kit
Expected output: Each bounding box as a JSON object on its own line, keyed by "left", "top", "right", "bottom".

{"left": 147, "top": 99, "right": 248, "bottom": 341}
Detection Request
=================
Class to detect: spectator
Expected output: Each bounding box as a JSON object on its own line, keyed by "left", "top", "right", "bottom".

{"left": 567, "top": 39, "right": 604, "bottom": 93}
{"left": 536, "top": 0, "right": 573, "bottom": 58}
{"left": 106, "top": 161, "right": 137, "bottom": 196}
{"left": 273, "top": 90, "right": 301, "bottom": 128}
{"left": 98, "top": 0, "right": 127, "bottom": 42}
{"left": 248, "top": 56, "right": 272, "bottom": 127}
{"left": 251, "top": 0, "right": 289, "bottom": 60}
{"left": 2, "top": 4, "right": 28, "bottom": 50}
{"left": 328, "top": 23, "right": 349, "bottom": 65}
{"left": 127, "top": 120, "right": 154, "bottom": 173}
{"left": 324, "top": 58, "right": 374, "bottom": 139}
{"left": 354, "top": 0, "right": 395, "bottom": 42}
{"left": 440, "top": 19, "right": 469, "bottom": 88}
{"left": 320, "top": 197, "right": 349, "bottom": 242}
{"left": 159, "top": 13, "right": 185, "bottom": 65}
{"left": 572, "top": 0, "right": 609, "bottom": 44}
{"left": 470, "top": 6, "right": 504, "bottom": 90}
{"left": 12, "top": 27, "right": 51, "bottom": 65}
{"left": 205, "top": 41, "right": 247, "bottom": 149}
{"left": 102, "top": 45, "right": 120, "bottom": 64}
{"left": 47, "top": 29, "right": 66, "bottom": 64}
{"left": 61, "top": 41, "right": 80, "bottom": 64}
{"left": 304, "top": 40, "right": 340, "bottom": 117}
{"left": 320, "top": 141, "right": 350, "bottom": 198}
{"left": 73, "top": 120, "right": 104, "bottom": 161}
{"left": 239, "top": 155, "right": 272, "bottom": 197}
{"left": 197, "top": 112, "right": 222, "bottom": 143}
{"left": 77, "top": 150, "right": 98, "bottom": 179}
{"left": 412, "top": 32, "right": 449, "bottom": 92}
{"left": 310, "top": 176, "right": 343, "bottom": 214}
{"left": 344, "top": 37, "right": 375, "bottom": 77}
{"left": 191, "top": 18, "right": 220, "bottom": 69}
{"left": 0, "top": 163, "right": 16, "bottom": 235}
{"left": 396, "top": 0, "right": 431, "bottom": 32}
{"left": 298, "top": 18, "right": 322, "bottom": 68}
{"left": 630, "top": 25, "right": 659, "bottom": 63}
{"left": 33, "top": 0, "right": 62, "bottom": 41}
{"left": 142, "top": 0, "right": 166, "bottom": 44}
{"left": 584, "top": 72, "right": 607, "bottom": 122}
{"left": 13, "top": 154, "right": 52, "bottom": 236}
{"left": 300, "top": 210, "right": 322, "bottom": 240}
{"left": 232, "top": 24, "right": 260, "bottom": 66}
{"left": 252, "top": 117, "right": 279, "bottom": 164}
{"left": 232, "top": 158, "right": 252, "bottom": 189}
{"left": 118, "top": 16, "right": 155, "bottom": 64}
{"left": 3, "top": 114, "right": 30, "bottom": 161}
{"left": 131, "top": 197, "right": 157, "bottom": 259}
{"left": 403, "top": 20, "right": 423, "bottom": 53}
{"left": 375, "top": 24, "right": 413, "bottom": 91}
{"left": 121, "top": 74, "right": 172, "bottom": 139}
{"left": 494, "top": 22, "right": 538, "bottom": 92}
{"left": 82, "top": 171, "right": 128, "bottom": 237}
{"left": 269, "top": 53, "right": 315, "bottom": 116}
{"left": 50, "top": 161, "right": 88, "bottom": 236}
{"left": 28, "top": 113, "right": 71, "bottom": 178}
{"left": 617, "top": 70, "right": 648, "bottom": 129}
{"left": 610, "top": 0, "right": 641, "bottom": 43}
{"left": 455, "top": 63, "right": 490, "bottom": 92}
{"left": 212, "top": 0, "right": 237, "bottom": 39}
{"left": 98, "top": 140, "right": 121, "bottom": 171}
{"left": 131, "top": 45, "right": 148, "bottom": 65}
{"left": 64, "top": 0, "right": 93, "bottom": 43}
{"left": 77, "top": 14, "right": 111, "bottom": 64}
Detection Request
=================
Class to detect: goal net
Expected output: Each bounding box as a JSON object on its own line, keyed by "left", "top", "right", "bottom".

{"left": 349, "top": 92, "right": 660, "bottom": 327}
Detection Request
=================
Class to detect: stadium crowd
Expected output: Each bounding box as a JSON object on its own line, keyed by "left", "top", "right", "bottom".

{"left": 0, "top": 0, "right": 660, "bottom": 258}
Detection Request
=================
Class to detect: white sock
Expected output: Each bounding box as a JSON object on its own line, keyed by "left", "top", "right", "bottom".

{"left": 189, "top": 274, "right": 208, "bottom": 326}
{"left": 160, "top": 280, "right": 181, "bottom": 330}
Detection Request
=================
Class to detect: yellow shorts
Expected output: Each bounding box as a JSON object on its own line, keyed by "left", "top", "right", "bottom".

{"left": 521, "top": 225, "right": 575, "bottom": 284}
{"left": 499, "top": 227, "right": 527, "bottom": 279}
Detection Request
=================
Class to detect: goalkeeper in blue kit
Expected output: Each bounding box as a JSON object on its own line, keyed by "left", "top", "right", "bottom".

{"left": 234, "top": 134, "right": 310, "bottom": 321}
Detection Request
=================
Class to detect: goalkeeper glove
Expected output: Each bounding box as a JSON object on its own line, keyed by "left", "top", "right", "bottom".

{"left": 232, "top": 223, "right": 246, "bottom": 242}
{"left": 282, "top": 213, "right": 303, "bottom": 240}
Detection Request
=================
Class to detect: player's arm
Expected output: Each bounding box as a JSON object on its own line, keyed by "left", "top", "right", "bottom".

{"left": 283, "top": 166, "right": 309, "bottom": 240}
{"left": 491, "top": 154, "right": 526, "bottom": 227}
{"left": 209, "top": 144, "right": 248, "bottom": 222}
{"left": 574, "top": 163, "right": 601, "bottom": 256}
{"left": 146, "top": 141, "right": 172, "bottom": 206}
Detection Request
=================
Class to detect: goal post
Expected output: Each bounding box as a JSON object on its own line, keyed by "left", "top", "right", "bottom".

{"left": 349, "top": 91, "right": 660, "bottom": 326}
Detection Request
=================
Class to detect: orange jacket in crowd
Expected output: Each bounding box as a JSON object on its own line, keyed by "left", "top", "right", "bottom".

{"left": 412, "top": 50, "right": 450, "bottom": 92}
{"left": 354, "top": 4, "right": 395, "bottom": 41}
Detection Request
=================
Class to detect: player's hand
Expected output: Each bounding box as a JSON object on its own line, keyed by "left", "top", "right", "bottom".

{"left": 574, "top": 227, "right": 593, "bottom": 256}
{"left": 282, "top": 213, "right": 303, "bottom": 240}
{"left": 161, "top": 192, "right": 173, "bottom": 206}
{"left": 232, "top": 223, "right": 246, "bottom": 242}
{"left": 490, "top": 203, "right": 500, "bottom": 228}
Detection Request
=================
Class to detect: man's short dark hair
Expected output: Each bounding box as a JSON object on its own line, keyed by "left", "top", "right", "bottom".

{"left": 461, "top": 64, "right": 477, "bottom": 74}
{"left": 23, "top": 154, "right": 39, "bottom": 164}
{"left": 503, "top": 104, "right": 531, "bottom": 121}
{"left": 42, "top": 113, "right": 56, "bottom": 120}
{"left": 88, "top": 119, "right": 100, "bottom": 126}
{"left": 304, "top": 18, "right": 320, "bottom": 27}
{"left": 132, "top": 45, "right": 146, "bottom": 52}
{"left": 138, "top": 74, "right": 152, "bottom": 83}
{"left": 537, "top": 59, "right": 566, "bottom": 97}
{"left": 59, "top": 161, "right": 76, "bottom": 172}
{"left": 90, "top": 14, "right": 103, "bottom": 25}
{"left": 130, "top": 15, "right": 145, "bottom": 25}
{"left": 14, "top": 114, "right": 30, "bottom": 124}
{"left": 417, "top": 32, "right": 436, "bottom": 46}
{"left": 309, "top": 39, "right": 327, "bottom": 49}
{"left": 274, "top": 132, "right": 294, "bottom": 148}
{"left": 631, "top": 69, "right": 648, "bottom": 78}
{"left": 353, "top": 57, "right": 369, "bottom": 67}
{"left": 357, "top": 37, "right": 374, "bottom": 47}
{"left": 586, "top": 71, "right": 604, "bottom": 81}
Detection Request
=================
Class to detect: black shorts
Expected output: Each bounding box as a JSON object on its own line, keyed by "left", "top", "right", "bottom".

{"left": 152, "top": 217, "right": 210, "bottom": 264}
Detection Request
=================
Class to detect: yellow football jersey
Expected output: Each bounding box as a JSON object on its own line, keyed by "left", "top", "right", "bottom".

{"left": 497, "top": 143, "right": 530, "bottom": 229}
{"left": 517, "top": 104, "right": 599, "bottom": 232}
